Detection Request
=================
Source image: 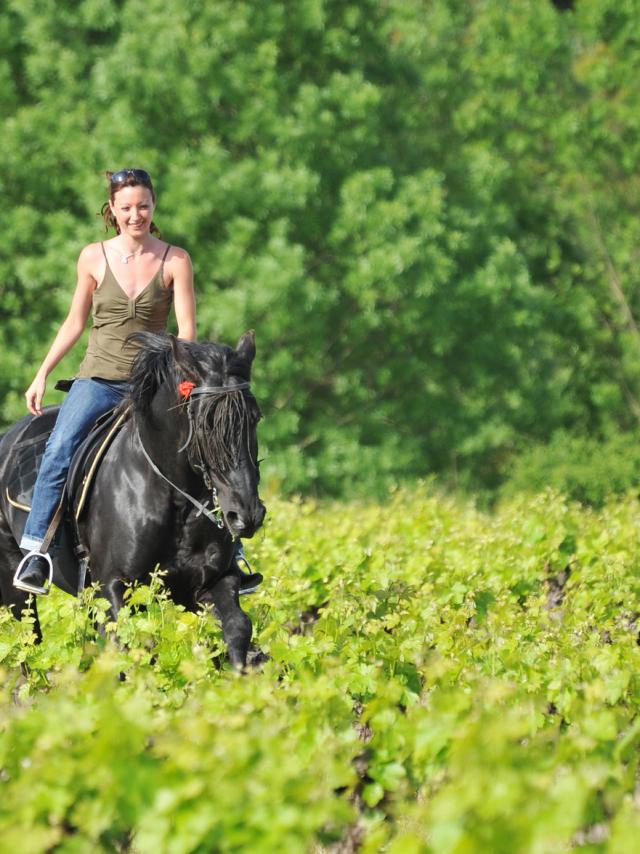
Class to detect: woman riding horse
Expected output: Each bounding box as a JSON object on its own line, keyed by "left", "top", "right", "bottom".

{"left": 14, "top": 168, "right": 261, "bottom": 596}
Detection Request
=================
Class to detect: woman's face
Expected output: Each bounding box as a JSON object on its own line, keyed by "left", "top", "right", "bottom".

{"left": 109, "top": 185, "right": 155, "bottom": 238}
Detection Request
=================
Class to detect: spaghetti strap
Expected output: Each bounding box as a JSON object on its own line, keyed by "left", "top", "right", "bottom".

{"left": 100, "top": 241, "right": 107, "bottom": 260}
{"left": 159, "top": 243, "right": 172, "bottom": 291}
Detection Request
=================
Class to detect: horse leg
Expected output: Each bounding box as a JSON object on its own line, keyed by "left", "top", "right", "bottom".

{"left": 98, "top": 576, "right": 127, "bottom": 629}
{"left": 89, "top": 572, "right": 129, "bottom": 682}
{"left": 0, "top": 522, "right": 42, "bottom": 644}
{"left": 85, "top": 560, "right": 127, "bottom": 636}
{"left": 199, "top": 574, "right": 252, "bottom": 671}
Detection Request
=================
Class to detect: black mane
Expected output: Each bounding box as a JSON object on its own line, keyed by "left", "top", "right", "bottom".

{"left": 127, "top": 332, "right": 251, "bottom": 416}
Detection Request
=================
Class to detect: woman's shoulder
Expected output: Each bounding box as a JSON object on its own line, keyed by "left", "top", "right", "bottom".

{"left": 163, "top": 243, "right": 192, "bottom": 276}
{"left": 163, "top": 242, "right": 191, "bottom": 262}
{"left": 76, "top": 242, "right": 108, "bottom": 281}
{"left": 78, "top": 241, "right": 107, "bottom": 263}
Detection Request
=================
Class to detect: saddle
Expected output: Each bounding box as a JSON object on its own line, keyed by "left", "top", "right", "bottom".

{"left": 67, "top": 404, "right": 130, "bottom": 521}
{"left": 6, "top": 404, "right": 130, "bottom": 520}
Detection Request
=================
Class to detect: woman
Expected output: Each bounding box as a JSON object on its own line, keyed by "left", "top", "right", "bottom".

{"left": 14, "top": 168, "right": 194, "bottom": 594}
{"left": 14, "top": 168, "right": 260, "bottom": 596}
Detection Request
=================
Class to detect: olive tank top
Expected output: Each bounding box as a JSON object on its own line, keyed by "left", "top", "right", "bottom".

{"left": 76, "top": 242, "right": 173, "bottom": 381}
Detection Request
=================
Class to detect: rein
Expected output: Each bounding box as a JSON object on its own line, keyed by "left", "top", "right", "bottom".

{"left": 136, "top": 428, "right": 225, "bottom": 528}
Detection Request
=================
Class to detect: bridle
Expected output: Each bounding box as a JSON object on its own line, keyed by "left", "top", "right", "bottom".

{"left": 177, "top": 382, "right": 251, "bottom": 455}
{"left": 137, "top": 381, "right": 254, "bottom": 532}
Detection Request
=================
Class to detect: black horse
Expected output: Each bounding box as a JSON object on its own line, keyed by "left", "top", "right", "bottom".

{"left": 0, "top": 331, "right": 266, "bottom": 669}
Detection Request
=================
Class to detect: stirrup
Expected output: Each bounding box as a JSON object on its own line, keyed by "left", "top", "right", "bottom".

{"left": 235, "top": 542, "right": 261, "bottom": 595}
{"left": 13, "top": 550, "right": 54, "bottom": 596}
{"left": 239, "top": 577, "right": 262, "bottom": 596}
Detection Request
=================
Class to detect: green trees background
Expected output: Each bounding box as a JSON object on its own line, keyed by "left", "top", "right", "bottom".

{"left": 3, "top": 0, "right": 640, "bottom": 497}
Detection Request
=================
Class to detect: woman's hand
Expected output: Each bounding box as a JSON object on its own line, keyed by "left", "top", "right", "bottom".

{"left": 25, "top": 373, "right": 46, "bottom": 416}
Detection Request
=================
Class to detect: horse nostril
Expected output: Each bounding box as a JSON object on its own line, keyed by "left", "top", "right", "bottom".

{"left": 226, "top": 511, "right": 245, "bottom": 532}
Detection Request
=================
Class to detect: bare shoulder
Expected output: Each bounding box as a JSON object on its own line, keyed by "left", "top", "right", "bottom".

{"left": 77, "top": 241, "right": 105, "bottom": 267}
{"left": 164, "top": 245, "right": 193, "bottom": 289}
{"left": 164, "top": 244, "right": 192, "bottom": 265}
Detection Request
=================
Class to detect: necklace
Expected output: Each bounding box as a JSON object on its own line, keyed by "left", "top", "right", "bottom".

{"left": 121, "top": 246, "right": 145, "bottom": 265}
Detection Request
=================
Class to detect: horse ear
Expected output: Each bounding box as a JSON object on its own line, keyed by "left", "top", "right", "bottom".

{"left": 236, "top": 330, "right": 256, "bottom": 366}
{"left": 169, "top": 335, "right": 202, "bottom": 380}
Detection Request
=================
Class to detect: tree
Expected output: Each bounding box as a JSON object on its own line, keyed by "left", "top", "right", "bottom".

{"left": 2, "top": 0, "right": 640, "bottom": 494}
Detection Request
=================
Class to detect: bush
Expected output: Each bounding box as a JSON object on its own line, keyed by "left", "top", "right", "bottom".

{"left": 5, "top": 487, "right": 640, "bottom": 850}
{"left": 501, "top": 431, "right": 640, "bottom": 506}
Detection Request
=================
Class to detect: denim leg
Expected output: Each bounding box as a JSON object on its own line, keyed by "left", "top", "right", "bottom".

{"left": 20, "top": 378, "right": 128, "bottom": 551}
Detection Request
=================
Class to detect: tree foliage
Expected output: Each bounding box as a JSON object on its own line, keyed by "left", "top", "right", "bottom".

{"left": 2, "top": 0, "right": 640, "bottom": 494}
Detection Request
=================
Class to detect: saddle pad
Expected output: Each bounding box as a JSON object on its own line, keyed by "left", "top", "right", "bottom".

{"left": 6, "top": 408, "right": 60, "bottom": 509}
{"left": 6, "top": 404, "right": 130, "bottom": 517}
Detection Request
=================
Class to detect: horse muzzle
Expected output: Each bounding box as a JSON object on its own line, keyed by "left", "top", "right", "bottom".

{"left": 224, "top": 499, "right": 266, "bottom": 538}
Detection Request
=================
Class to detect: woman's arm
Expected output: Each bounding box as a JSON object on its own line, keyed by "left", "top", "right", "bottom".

{"left": 170, "top": 248, "right": 196, "bottom": 340}
{"left": 25, "top": 245, "right": 97, "bottom": 416}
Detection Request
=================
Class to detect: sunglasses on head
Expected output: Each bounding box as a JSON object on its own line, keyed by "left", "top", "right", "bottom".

{"left": 111, "top": 169, "right": 152, "bottom": 185}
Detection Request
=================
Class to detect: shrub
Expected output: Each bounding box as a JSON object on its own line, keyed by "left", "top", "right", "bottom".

{"left": 501, "top": 431, "right": 640, "bottom": 506}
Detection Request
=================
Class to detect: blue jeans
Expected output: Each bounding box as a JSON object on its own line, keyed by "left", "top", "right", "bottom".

{"left": 20, "top": 378, "right": 129, "bottom": 552}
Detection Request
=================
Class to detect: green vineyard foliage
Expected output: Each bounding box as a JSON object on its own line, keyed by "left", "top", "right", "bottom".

{"left": 2, "top": 486, "right": 640, "bottom": 851}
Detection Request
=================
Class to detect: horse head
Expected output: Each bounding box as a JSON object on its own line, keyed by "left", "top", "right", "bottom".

{"left": 130, "top": 331, "right": 266, "bottom": 539}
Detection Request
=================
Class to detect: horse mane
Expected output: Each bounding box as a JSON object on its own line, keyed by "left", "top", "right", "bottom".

{"left": 127, "top": 332, "right": 255, "bottom": 474}
{"left": 128, "top": 333, "right": 180, "bottom": 414}
{"left": 128, "top": 332, "right": 238, "bottom": 412}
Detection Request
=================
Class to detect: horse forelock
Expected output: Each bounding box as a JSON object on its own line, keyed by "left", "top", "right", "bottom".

{"left": 128, "top": 332, "right": 256, "bottom": 474}
{"left": 189, "top": 389, "right": 252, "bottom": 475}
{"left": 190, "top": 347, "right": 256, "bottom": 475}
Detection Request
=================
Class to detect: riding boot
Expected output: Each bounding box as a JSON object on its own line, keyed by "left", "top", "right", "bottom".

{"left": 14, "top": 554, "right": 52, "bottom": 596}
{"left": 234, "top": 541, "right": 263, "bottom": 595}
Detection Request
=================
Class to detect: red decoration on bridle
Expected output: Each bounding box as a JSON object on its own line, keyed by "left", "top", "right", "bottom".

{"left": 178, "top": 381, "right": 196, "bottom": 399}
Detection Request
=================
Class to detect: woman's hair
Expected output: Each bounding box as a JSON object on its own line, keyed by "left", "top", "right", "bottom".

{"left": 100, "top": 169, "right": 161, "bottom": 236}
